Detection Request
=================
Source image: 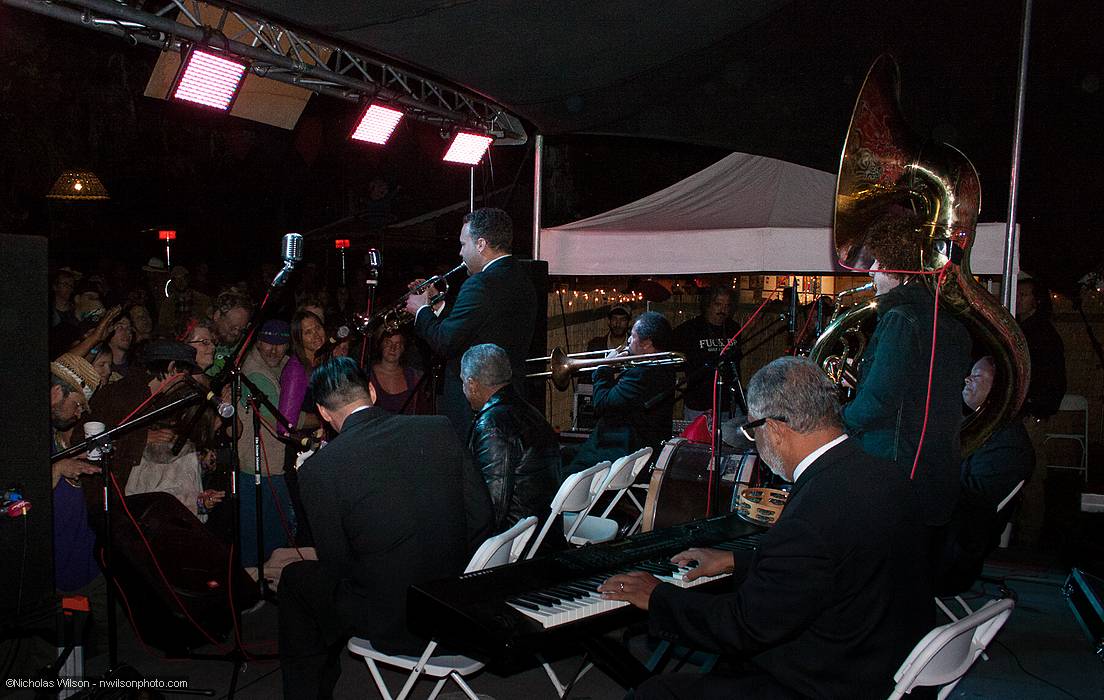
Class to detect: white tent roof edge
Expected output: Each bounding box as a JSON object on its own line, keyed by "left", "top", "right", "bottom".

{"left": 538, "top": 221, "right": 1018, "bottom": 277}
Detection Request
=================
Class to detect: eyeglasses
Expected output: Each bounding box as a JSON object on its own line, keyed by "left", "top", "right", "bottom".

{"left": 188, "top": 338, "right": 214, "bottom": 347}
{"left": 738, "top": 415, "right": 787, "bottom": 442}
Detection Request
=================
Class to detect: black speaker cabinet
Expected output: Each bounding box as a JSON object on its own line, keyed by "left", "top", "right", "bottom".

{"left": 0, "top": 234, "right": 52, "bottom": 619}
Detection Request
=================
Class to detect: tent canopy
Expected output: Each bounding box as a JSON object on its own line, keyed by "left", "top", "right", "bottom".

{"left": 538, "top": 151, "right": 1016, "bottom": 277}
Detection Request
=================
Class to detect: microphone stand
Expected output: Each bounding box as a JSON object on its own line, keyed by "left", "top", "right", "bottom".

{"left": 359, "top": 256, "right": 380, "bottom": 369}
{"left": 52, "top": 392, "right": 209, "bottom": 692}
{"left": 194, "top": 260, "right": 297, "bottom": 696}
{"left": 236, "top": 370, "right": 297, "bottom": 588}
{"left": 708, "top": 345, "right": 742, "bottom": 518}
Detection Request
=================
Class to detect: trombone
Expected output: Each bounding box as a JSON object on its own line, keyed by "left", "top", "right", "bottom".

{"left": 527, "top": 346, "right": 686, "bottom": 391}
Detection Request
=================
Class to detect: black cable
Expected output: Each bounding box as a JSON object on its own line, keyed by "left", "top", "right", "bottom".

{"left": 17, "top": 514, "right": 28, "bottom": 617}
{"left": 993, "top": 640, "right": 1082, "bottom": 700}
{"left": 215, "top": 662, "right": 280, "bottom": 700}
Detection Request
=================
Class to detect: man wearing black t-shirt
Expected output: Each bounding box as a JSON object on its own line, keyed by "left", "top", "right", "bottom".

{"left": 672, "top": 287, "right": 742, "bottom": 420}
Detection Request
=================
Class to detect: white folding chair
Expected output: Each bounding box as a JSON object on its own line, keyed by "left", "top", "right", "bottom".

{"left": 525, "top": 461, "right": 612, "bottom": 560}
{"left": 346, "top": 517, "right": 538, "bottom": 700}
{"left": 1045, "top": 393, "right": 1090, "bottom": 481}
{"left": 936, "top": 479, "right": 1024, "bottom": 629}
{"left": 889, "top": 598, "right": 1015, "bottom": 700}
{"left": 596, "top": 447, "right": 653, "bottom": 536}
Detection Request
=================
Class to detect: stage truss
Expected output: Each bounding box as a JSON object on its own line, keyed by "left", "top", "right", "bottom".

{"left": 3, "top": 0, "right": 527, "bottom": 144}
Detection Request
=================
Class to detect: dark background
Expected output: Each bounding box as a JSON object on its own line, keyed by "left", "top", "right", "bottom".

{"left": 0, "top": 1, "right": 1100, "bottom": 292}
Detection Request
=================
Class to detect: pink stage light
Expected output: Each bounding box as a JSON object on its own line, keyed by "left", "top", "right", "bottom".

{"left": 172, "top": 48, "right": 248, "bottom": 111}
{"left": 351, "top": 104, "right": 404, "bottom": 144}
{"left": 442, "top": 132, "right": 494, "bottom": 165}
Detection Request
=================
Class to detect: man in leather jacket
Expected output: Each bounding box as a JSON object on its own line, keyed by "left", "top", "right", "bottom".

{"left": 461, "top": 343, "right": 560, "bottom": 533}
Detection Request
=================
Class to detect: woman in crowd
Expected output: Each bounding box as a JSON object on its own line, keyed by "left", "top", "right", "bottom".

{"left": 87, "top": 343, "right": 120, "bottom": 386}
{"left": 179, "top": 317, "right": 217, "bottom": 375}
{"left": 127, "top": 304, "right": 155, "bottom": 343}
{"left": 279, "top": 310, "right": 328, "bottom": 433}
{"left": 278, "top": 310, "right": 327, "bottom": 546}
{"left": 369, "top": 329, "right": 423, "bottom": 414}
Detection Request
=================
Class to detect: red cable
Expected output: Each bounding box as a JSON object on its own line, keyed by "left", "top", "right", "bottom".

{"left": 705, "top": 292, "right": 779, "bottom": 514}
{"left": 834, "top": 259, "right": 953, "bottom": 482}
{"left": 107, "top": 472, "right": 227, "bottom": 649}
{"left": 910, "top": 265, "right": 948, "bottom": 480}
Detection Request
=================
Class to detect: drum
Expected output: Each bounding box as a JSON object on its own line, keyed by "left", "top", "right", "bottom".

{"left": 641, "top": 438, "right": 769, "bottom": 532}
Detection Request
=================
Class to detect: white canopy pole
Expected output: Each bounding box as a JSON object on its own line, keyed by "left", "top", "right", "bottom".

{"left": 1002, "top": 0, "right": 1033, "bottom": 310}
{"left": 532, "top": 134, "right": 544, "bottom": 260}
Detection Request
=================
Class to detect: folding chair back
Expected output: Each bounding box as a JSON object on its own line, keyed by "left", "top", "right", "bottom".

{"left": 889, "top": 598, "right": 1014, "bottom": 700}
{"left": 465, "top": 516, "right": 538, "bottom": 572}
{"left": 525, "top": 461, "right": 610, "bottom": 559}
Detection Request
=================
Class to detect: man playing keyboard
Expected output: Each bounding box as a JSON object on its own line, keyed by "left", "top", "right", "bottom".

{"left": 600, "top": 357, "right": 932, "bottom": 699}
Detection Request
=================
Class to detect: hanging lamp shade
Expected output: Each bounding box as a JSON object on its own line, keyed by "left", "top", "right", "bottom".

{"left": 46, "top": 170, "right": 110, "bottom": 201}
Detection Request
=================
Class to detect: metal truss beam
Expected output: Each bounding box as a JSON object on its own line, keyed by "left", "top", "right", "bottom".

{"left": 3, "top": 0, "right": 527, "bottom": 144}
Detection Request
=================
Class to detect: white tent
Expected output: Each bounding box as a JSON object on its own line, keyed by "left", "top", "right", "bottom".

{"left": 537, "top": 152, "right": 1017, "bottom": 277}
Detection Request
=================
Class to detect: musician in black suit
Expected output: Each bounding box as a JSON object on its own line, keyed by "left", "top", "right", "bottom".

{"left": 601, "top": 357, "right": 932, "bottom": 699}
{"left": 278, "top": 357, "right": 493, "bottom": 699}
{"left": 564, "top": 311, "right": 677, "bottom": 477}
{"left": 405, "top": 208, "right": 537, "bottom": 438}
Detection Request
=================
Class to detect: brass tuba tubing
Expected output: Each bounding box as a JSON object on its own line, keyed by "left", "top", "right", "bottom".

{"left": 527, "top": 346, "right": 686, "bottom": 391}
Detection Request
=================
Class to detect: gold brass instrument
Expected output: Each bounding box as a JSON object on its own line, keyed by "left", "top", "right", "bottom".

{"left": 817, "top": 282, "right": 875, "bottom": 393}
{"left": 352, "top": 262, "right": 467, "bottom": 335}
{"left": 527, "top": 346, "right": 686, "bottom": 391}
{"left": 808, "top": 55, "right": 1029, "bottom": 454}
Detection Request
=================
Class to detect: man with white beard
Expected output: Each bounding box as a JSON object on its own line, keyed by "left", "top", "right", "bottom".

{"left": 600, "top": 357, "right": 932, "bottom": 699}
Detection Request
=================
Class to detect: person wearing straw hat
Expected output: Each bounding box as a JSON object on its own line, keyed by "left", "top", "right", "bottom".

{"left": 50, "top": 353, "right": 104, "bottom": 593}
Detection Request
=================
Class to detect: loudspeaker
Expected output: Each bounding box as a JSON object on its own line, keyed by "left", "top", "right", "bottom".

{"left": 108, "top": 493, "right": 259, "bottom": 653}
{"left": 0, "top": 234, "right": 52, "bottom": 619}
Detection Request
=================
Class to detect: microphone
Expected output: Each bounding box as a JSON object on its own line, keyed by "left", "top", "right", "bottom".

{"left": 271, "top": 233, "right": 304, "bottom": 287}
{"left": 182, "top": 375, "right": 235, "bottom": 418}
{"left": 366, "top": 249, "right": 381, "bottom": 287}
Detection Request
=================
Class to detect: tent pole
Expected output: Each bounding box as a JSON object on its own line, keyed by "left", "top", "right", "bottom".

{"left": 1002, "top": 0, "right": 1033, "bottom": 310}
{"left": 532, "top": 134, "right": 544, "bottom": 260}
{"left": 470, "top": 166, "right": 475, "bottom": 212}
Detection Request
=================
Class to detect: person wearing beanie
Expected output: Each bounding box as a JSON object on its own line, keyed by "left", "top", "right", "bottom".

{"left": 237, "top": 318, "right": 296, "bottom": 566}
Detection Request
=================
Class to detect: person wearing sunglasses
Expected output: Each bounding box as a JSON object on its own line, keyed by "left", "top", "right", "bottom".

{"left": 600, "top": 357, "right": 931, "bottom": 699}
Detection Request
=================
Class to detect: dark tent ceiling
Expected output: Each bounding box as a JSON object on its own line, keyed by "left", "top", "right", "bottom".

{"left": 229, "top": 1, "right": 1095, "bottom": 171}
{"left": 227, "top": 0, "right": 1101, "bottom": 282}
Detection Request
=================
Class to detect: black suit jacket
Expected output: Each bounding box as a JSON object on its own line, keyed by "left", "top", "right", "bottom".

{"left": 298, "top": 407, "right": 493, "bottom": 654}
{"left": 566, "top": 363, "right": 676, "bottom": 475}
{"left": 647, "top": 437, "right": 932, "bottom": 699}
{"left": 414, "top": 256, "right": 536, "bottom": 437}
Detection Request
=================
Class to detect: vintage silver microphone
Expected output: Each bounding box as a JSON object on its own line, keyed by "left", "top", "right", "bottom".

{"left": 271, "top": 233, "right": 304, "bottom": 287}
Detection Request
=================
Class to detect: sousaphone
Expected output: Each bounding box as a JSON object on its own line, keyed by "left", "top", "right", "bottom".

{"left": 809, "top": 55, "right": 1030, "bottom": 454}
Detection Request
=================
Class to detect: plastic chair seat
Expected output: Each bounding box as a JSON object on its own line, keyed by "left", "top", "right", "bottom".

{"left": 562, "top": 513, "right": 619, "bottom": 545}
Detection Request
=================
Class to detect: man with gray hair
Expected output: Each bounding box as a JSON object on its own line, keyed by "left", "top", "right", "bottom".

{"left": 600, "top": 357, "right": 931, "bottom": 699}
{"left": 461, "top": 343, "right": 560, "bottom": 534}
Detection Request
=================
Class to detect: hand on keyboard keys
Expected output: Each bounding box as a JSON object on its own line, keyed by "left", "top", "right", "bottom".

{"left": 670, "top": 547, "right": 735, "bottom": 582}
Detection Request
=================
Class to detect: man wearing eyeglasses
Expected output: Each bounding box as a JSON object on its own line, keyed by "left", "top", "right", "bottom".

{"left": 600, "top": 357, "right": 931, "bottom": 699}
